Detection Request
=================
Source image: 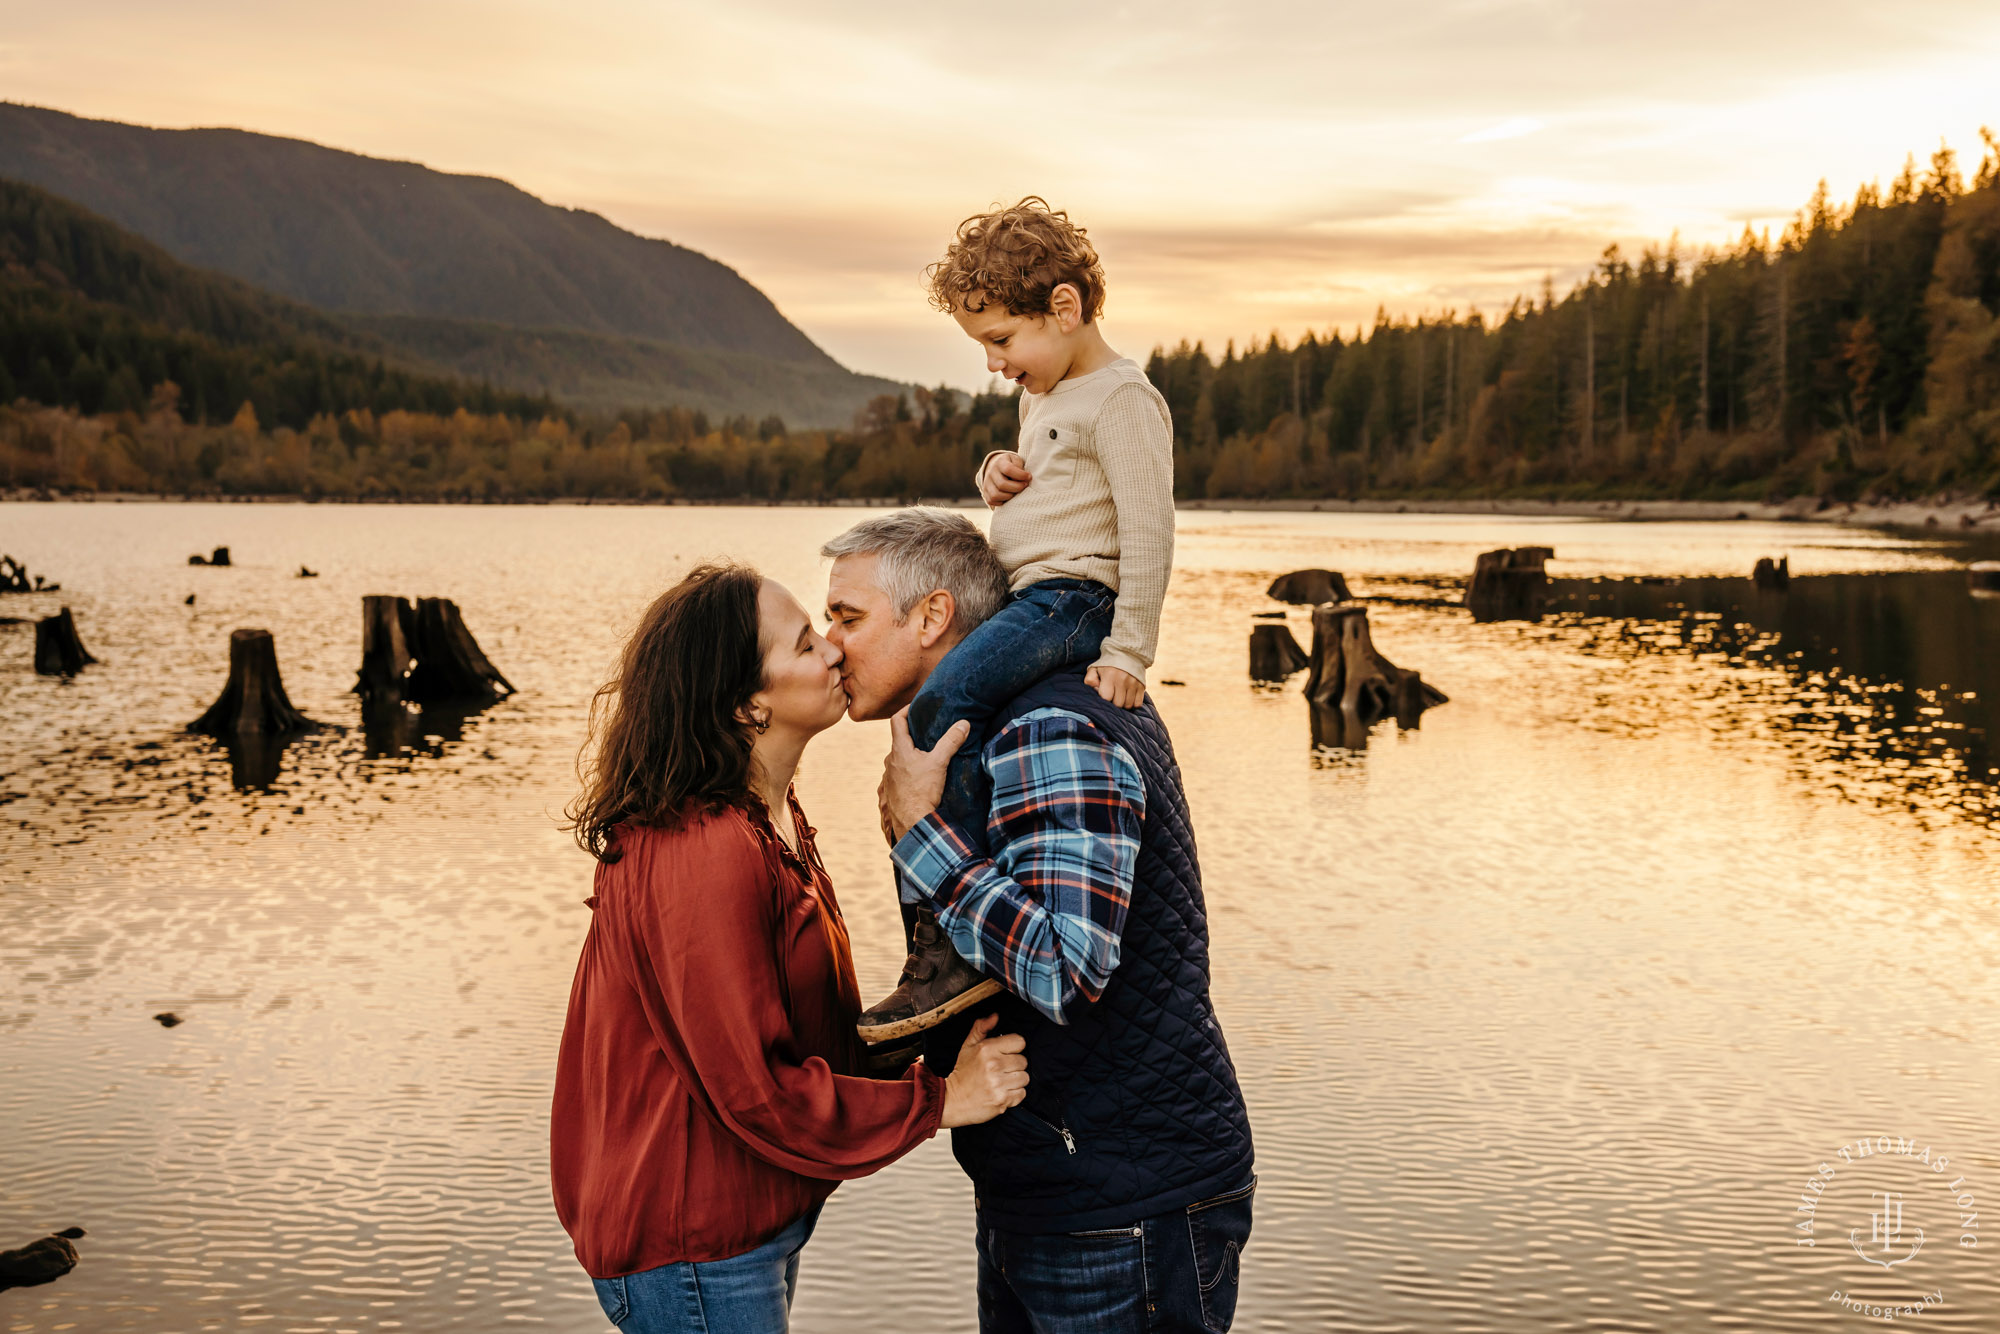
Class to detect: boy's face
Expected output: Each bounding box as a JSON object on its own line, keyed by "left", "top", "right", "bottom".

{"left": 951, "top": 287, "right": 1082, "bottom": 395}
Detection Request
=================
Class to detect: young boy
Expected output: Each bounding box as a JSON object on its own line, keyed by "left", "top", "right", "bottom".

{"left": 857, "top": 197, "right": 1175, "bottom": 1044}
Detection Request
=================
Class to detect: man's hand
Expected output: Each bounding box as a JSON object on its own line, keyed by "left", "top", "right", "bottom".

{"left": 1084, "top": 665, "right": 1146, "bottom": 709}
{"left": 979, "top": 452, "right": 1032, "bottom": 507}
{"left": 882, "top": 709, "right": 972, "bottom": 843}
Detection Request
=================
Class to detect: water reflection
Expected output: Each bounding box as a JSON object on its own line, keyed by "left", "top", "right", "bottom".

{"left": 214, "top": 729, "right": 302, "bottom": 789}
{"left": 1546, "top": 571, "right": 2000, "bottom": 827}
{"left": 360, "top": 696, "right": 489, "bottom": 759}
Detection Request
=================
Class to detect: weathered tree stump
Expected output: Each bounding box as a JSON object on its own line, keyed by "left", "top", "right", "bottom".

{"left": 0, "top": 1228, "right": 84, "bottom": 1291}
{"left": 354, "top": 595, "right": 415, "bottom": 701}
{"left": 188, "top": 546, "right": 231, "bottom": 567}
{"left": 1266, "top": 569, "right": 1352, "bottom": 605}
{"left": 0, "top": 554, "right": 57, "bottom": 592}
{"left": 1753, "top": 555, "right": 1791, "bottom": 589}
{"left": 1249, "top": 624, "right": 1309, "bottom": 681}
{"left": 189, "top": 629, "right": 318, "bottom": 735}
{"left": 1303, "top": 604, "right": 1448, "bottom": 732}
{"left": 405, "top": 598, "right": 515, "bottom": 704}
{"left": 33, "top": 608, "right": 97, "bottom": 676}
{"left": 1465, "top": 547, "right": 1553, "bottom": 621}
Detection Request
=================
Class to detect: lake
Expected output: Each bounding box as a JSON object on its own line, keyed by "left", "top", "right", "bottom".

{"left": 4, "top": 501, "right": 1998, "bottom": 1333}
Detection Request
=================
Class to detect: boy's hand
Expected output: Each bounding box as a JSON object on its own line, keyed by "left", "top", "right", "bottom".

{"left": 980, "top": 452, "right": 1032, "bottom": 507}
{"left": 1084, "top": 665, "right": 1146, "bottom": 709}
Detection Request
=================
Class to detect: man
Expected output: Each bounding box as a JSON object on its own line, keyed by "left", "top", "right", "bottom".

{"left": 822, "top": 508, "right": 1256, "bottom": 1334}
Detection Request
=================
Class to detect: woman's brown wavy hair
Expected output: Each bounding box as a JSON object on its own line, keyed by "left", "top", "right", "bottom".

{"left": 566, "top": 562, "right": 765, "bottom": 861}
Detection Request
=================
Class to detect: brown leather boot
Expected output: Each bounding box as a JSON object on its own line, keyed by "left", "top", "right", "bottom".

{"left": 857, "top": 909, "right": 1002, "bottom": 1044}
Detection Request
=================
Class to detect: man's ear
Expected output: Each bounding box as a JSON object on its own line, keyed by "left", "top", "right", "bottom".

{"left": 913, "top": 589, "right": 959, "bottom": 650}
{"left": 1049, "top": 282, "right": 1084, "bottom": 333}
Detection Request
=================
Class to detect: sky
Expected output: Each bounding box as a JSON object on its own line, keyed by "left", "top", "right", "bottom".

{"left": 4, "top": 0, "right": 1999, "bottom": 391}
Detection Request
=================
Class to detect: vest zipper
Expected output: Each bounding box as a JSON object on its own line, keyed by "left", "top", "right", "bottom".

{"left": 1015, "top": 1106, "right": 1077, "bottom": 1155}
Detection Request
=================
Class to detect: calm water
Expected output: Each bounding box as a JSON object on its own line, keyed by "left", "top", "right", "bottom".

{"left": 4, "top": 502, "right": 1999, "bottom": 1333}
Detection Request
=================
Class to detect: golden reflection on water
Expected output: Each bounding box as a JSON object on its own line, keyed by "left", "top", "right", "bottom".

{"left": 2, "top": 503, "right": 1998, "bottom": 1333}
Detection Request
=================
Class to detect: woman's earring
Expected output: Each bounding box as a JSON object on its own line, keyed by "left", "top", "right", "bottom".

{"left": 753, "top": 714, "right": 770, "bottom": 735}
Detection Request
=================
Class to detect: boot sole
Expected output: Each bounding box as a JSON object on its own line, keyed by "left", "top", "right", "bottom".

{"left": 857, "top": 978, "right": 1004, "bottom": 1044}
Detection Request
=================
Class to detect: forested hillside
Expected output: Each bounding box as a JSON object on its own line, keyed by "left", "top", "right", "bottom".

{"left": 1152, "top": 134, "right": 2000, "bottom": 501}
{"left": 0, "top": 177, "right": 556, "bottom": 426}
{"left": 6, "top": 133, "right": 1997, "bottom": 502}
{"left": 0, "top": 103, "right": 908, "bottom": 424}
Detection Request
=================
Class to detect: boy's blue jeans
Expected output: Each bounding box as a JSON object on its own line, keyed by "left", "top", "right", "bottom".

{"left": 590, "top": 1204, "right": 820, "bottom": 1333}
{"left": 903, "top": 578, "right": 1116, "bottom": 903}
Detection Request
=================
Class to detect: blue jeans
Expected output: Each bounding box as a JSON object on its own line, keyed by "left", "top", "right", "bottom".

{"left": 590, "top": 1205, "right": 820, "bottom": 1334}
{"left": 903, "top": 578, "right": 1116, "bottom": 901}
{"left": 975, "top": 1177, "right": 1256, "bottom": 1334}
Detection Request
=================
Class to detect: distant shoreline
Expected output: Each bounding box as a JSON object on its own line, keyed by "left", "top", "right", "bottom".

{"left": 7, "top": 489, "right": 1998, "bottom": 532}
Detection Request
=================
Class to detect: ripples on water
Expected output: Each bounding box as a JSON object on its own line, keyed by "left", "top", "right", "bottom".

{"left": 3, "top": 503, "right": 1998, "bottom": 1332}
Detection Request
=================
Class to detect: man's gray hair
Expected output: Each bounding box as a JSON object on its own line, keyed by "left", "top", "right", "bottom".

{"left": 820, "top": 507, "right": 1011, "bottom": 629}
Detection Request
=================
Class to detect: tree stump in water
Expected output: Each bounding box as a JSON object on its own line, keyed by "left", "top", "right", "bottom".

{"left": 1249, "top": 623, "right": 1309, "bottom": 680}
{"left": 188, "top": 547, "right": 231, "bottom": 567}
{"left": 1266, "top": 569, "right": 1352, "bottom": 605}
{"left": 354, "top": 595, "right": 415, "bottom": 701}
{"left": 405, "top": 598, "right": 515, "bottom": 705}
{"left": 33, "top": 608, "right": 97, "bottom": 676}
{"left": 1465, "top": 547, "right": 1552, "bottom": 621}
{"left": 1753, "top": 555, "right": 1790, "bottom": 589}
{"left": 1303, "top": 604, "right": 1448, "bottom": 730}
{"left": 189, "top": 629, "right": 318, "bottom": 735}
{"left": 0, "top": 554, "right": 50, "bottom": 593}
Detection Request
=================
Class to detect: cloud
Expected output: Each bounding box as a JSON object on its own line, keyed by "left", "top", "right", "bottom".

{"left": 1461, "top": 117, "right": 1546, "bottom": 144}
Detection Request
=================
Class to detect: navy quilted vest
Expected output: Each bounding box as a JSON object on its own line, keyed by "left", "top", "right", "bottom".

{"left": 924, "top": 667, "right": 1256, "bottom": 1234}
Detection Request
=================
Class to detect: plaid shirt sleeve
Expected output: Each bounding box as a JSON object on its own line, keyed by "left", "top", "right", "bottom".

{"left": 891, "top": 707, "right": 1146, "bottom": 1026}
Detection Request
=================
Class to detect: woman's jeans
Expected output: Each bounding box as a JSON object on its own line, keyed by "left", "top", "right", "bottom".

{"left": 591, "top": 1205, "right": 820, "bottom": 1333}
{"left": 903, "top": 577, "right": 1116, "bottom": 901}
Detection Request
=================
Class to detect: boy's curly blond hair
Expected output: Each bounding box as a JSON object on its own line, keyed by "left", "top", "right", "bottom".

{"left": 926, "top": 197, "right": 1106, "bottom": 322}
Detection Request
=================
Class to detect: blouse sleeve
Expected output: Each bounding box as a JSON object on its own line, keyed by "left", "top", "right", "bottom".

{"left": 605, "top": 815, "right": 945, "bottom": 1179}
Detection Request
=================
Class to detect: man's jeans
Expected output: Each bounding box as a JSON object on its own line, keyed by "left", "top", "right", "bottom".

{"left": 902, "top": 577, "right": 1115, "bottom": 903}
{"left": 975, "top": 1178, "right": 1255, "bottom": 1334}
{"left": 590, "top": 1205, "right": 819, "bottom": 1333}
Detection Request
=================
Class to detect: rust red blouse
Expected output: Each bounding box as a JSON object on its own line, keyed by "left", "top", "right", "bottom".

{"left": 550, "top": 795, "right": 945, "bottom": 1277}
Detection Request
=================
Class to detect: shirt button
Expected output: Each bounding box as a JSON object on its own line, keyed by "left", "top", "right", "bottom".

{"left": 1049, "top": 429, "right": 1057, "bottom": 438}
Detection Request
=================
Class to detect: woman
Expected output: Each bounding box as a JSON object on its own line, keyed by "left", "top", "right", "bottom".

{"left": 552, "top": 562, "right": 1026, "bottom": 1333}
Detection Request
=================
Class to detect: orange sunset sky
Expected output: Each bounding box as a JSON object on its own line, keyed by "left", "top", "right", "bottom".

{"left": 5, "top": 0, "right": 1998, "bottom": 390}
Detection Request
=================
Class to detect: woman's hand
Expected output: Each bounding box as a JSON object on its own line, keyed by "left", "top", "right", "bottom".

{"left": 938, "top": 1014, "right": 1029, "bottom": 1128}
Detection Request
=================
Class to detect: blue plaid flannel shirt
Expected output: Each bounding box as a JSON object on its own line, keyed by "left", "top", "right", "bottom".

{"left": 891, "top": 707, "right": 1146, "bottom": 1025}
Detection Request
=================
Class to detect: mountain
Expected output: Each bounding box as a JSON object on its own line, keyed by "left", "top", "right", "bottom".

{"left": 0, "top": 102, "right": 904, "bottom": 424}
{"left": 0, "top": 175, "right": 555, "bottom": 424}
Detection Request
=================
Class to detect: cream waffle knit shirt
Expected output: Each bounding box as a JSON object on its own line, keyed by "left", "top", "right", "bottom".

{"left": 976, "top": 357, "right": 1175, "bottom": 683}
